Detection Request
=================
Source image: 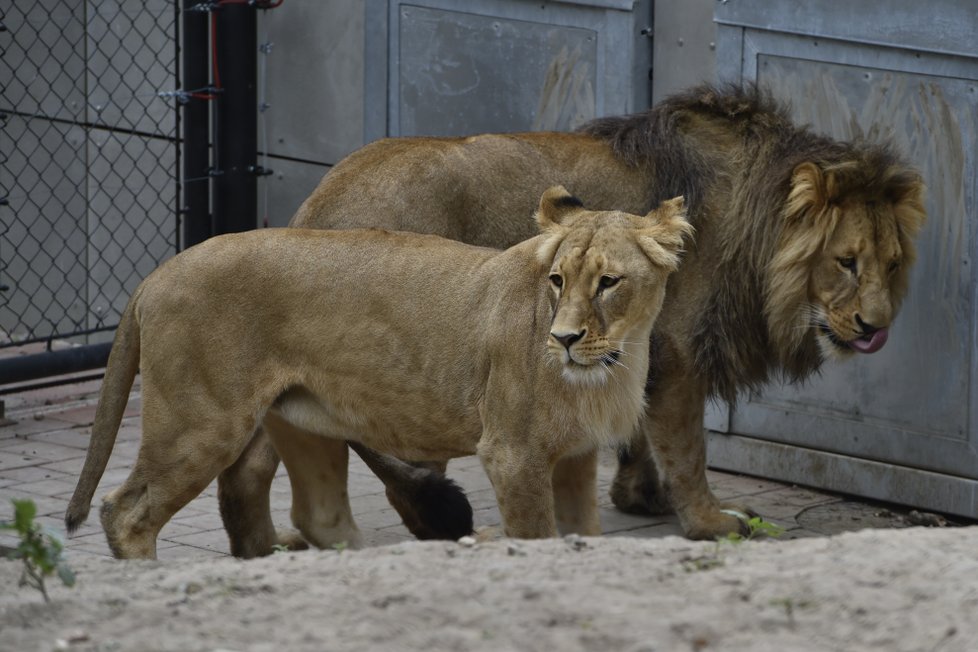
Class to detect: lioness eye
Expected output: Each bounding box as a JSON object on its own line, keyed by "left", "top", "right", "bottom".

{"left": 838, "top": 256, "right": 857, "bottom": 272}
{"left": 549, "top": 273, "right": 563, "bottom": 288}
{"left": 598, "top": 275, "right": 620, "bottom": 289}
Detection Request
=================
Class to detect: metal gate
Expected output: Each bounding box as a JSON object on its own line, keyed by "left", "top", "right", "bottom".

{"left": 0, "top": 0, "right": 180, "bottom": 385}
{"left": 709, "top": 0, "right": 978, "bottom": 519}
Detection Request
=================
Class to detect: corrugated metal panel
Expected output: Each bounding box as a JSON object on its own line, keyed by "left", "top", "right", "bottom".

{"left": 383, "top": 0, "right": 651, "bottom": 137}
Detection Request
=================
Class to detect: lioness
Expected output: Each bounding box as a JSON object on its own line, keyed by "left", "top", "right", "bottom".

{"left": 214, "top": 83, "right": 926, "bottom": 553}
{"left": 65, "top": 188, "right": 691, "bottom": 558}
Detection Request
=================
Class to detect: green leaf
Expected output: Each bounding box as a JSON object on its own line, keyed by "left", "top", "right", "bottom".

{"left": 57, "top": 564, "right": 76, "bottom": 588}
{"left": 12, "top": 499, "right": 37, "bottom": 533}
{"left": 41, "top": 526, "right": 65, "bottom": 548}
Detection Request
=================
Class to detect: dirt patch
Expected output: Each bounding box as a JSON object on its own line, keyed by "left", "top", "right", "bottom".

{"left": 2, "top": 527, "right": 976, "bottom": 652}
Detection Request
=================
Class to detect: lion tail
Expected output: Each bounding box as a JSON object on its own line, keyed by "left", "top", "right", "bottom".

{"left": 348, "top": 442, "right": 474, "bottom": 541}
{"left": 65, "top": 296, "right": 141, "bottom": 534}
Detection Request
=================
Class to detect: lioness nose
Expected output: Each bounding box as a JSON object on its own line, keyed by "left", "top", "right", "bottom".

{"left": 552, "top": 329, "right": 586, "bottom": 350}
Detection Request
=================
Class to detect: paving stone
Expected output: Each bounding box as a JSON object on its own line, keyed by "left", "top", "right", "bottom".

{"left": 351, "top": 492, "right": 400, "bottom": 514}
{"left": 0, "top": 439, "right": 89, "bottom": 463}
{"left": 0, "top": 492, "right": 69, "bottom": 518}
{"left": 598, "top": 507, "right": 670, "bottom": 534}
{"left": 9, "top": 475, "right": 79, "bottom": 498}
{"left": 356, "top": 508, "right": 408, "bottom": 531}
{"left": 1, "top": 415, "right": 76, "bottom": 437}
{"left": 25, "top": 427, "right": 93, "bottom": 450}
{"left": 157, "top": 545, "right": 227, "bottom": 561}
{"left": 752, "top": 485, "right": 838, "bottom": 508}
{"left": 164, "top": 528, "right": 232, "bottom": 555}
{"left": 472, "top": 505, "right": 502, "bottom": 529}
{"left": 706, "top": 472, "right": 793, "bottom": 499}
{"left": 361, "top": 529, "right": 413, "bottom": 548}
{"left": 780, "top": 527, "right": 824, "bottom": 540}
{"left": 465, "top": 488, "right": 502, "bottom": 511}
{"left": 0, "top": 465, "right": 72, "bottom": 483}
{"left": 161, "top": 519, "right": 222, "bottom": 541}
{"left": 613, "top": 522, "right": 685, "bottom": 539}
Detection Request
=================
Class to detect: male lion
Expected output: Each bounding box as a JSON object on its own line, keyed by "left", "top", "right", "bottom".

{"left": 214, "top": 84, "right": 926, "bottom": 553}
{"left": 65, "top": 188, "right": 691, "bottom": 559}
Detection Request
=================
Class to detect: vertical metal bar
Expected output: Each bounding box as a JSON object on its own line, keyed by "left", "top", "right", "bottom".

{"left": 212, "top": 3, "right": 257, "bottom": 235}
{"left": 182, "top": 0, "right": 211, "bottom": 248}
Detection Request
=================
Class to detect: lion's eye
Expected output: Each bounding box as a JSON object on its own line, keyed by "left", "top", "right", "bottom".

{"left": 598, "top": 275, "right": 621, "bottom": 289}
{"left": 549, "top": 273, "right": 563, "bottom": 288}
{"left": 838, "top": 256, "right": 857, "bottom": 272}
{"left": 888, "top": 261, "right": 900, "bottom": 274}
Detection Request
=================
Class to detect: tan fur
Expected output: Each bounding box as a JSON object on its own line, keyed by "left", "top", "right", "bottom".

{"left": 218, "top": 84, "right": 928, "bottom": 548}
{"left": 64, "top": 190, "right": 690, "bottom": 559}
{"left": 200, "top": 86, "right": 924, "bottom": 556}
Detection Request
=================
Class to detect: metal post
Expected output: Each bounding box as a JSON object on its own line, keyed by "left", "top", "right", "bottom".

{"left": 212, "top": 3, "right": 257, "bottom": 235}
{"left": 182, "top": 0, "right": 211, "bottom": 248}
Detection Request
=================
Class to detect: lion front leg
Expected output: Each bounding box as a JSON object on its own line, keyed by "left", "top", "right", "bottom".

{"left": 640, "top": 370, "right": 751, "bottom": 540}
{"left": 478, "top": 441, "right": 558, "bottom": 539}
{"left": 552, "top": 449, "right": 601, "bottom": 536}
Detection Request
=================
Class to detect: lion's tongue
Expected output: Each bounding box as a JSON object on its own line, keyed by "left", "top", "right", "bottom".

{"left": 848, "top": 327, "right": 889, "bottom": 354}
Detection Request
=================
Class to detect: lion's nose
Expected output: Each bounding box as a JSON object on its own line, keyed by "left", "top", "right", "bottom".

{"left": 552, "top": 329, "right": 586, "bottom": 350}
{"left": 855, "top": 314, "right": 880, "bottom": 335}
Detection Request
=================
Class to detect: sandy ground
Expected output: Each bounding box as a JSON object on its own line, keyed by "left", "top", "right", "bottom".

{"left": 2, "top": 526, "right": 976, "bottom": 652}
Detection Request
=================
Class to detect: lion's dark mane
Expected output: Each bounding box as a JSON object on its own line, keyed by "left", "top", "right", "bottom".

{"left": 580, "top": 83, "right": 920, "bottom": 402}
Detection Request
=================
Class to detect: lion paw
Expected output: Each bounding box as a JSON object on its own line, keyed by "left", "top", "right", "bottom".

{"left": 274, "top": 529, "right": 310, "bottom": 551}
{"left": 682, "top": 510, "right": 752, "bottom": 541}
{"left": 609, "top": 475, "right": 672, "bottom": 515}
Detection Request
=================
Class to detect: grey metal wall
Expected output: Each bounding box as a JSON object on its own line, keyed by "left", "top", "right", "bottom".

{"left": 259, "top": 0, "right": 652, "bottom": 227}
{"left": 650, "top": 0, "right": 716, "bottom": 103}
{"left": 709, "top": 0, "right": 978, "bottom": 518}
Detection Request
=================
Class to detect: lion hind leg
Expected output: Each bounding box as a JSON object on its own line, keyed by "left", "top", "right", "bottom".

{"left": 218, "top": 427, "right": 303, "bottom": 558}
{"left": 264, "top": 414, "right": 362, "bottom": 550}
{"left": 552, "top": 449, "right": 601, "bottom": 536}
{"left": 608, "top": 436, "right": 672, "bottom": 515}
{"left": 100, "top": 456, "right": 224, "bottom": 559}
{"left": 100, "top": 406, "right": 260, "bottom": 559}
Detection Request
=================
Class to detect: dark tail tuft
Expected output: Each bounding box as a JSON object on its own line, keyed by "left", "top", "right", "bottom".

{"left": 396, "top": 473, "right": 474, "bottom": 541}
{"left": 349, "top": 442, "right": 474, "bottom": 540}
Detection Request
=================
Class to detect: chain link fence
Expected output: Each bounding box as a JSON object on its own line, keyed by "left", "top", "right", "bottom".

{"left": 0, "top": 0, "right": 180, "bottom": 357}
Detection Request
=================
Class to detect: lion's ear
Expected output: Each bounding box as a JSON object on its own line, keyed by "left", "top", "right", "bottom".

{"left": 536, "top": 185, "right": 584, "bottom": 231}
{"left": 638, "top": 196, "right": 693, "bottom": 271}
{"left": 787, "top": 162, "right": 840, "bottom": 218}
{"left": 887, "top": 170, "right": 927, "bottom": 239}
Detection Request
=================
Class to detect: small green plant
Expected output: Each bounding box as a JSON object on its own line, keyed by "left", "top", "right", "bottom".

{"left": 721, "top": 516, "right": 785, "bottom": 544}
{"left": 1, "top": 498, "right": 75, "bottom": 602}
{"left": 680, "top": 517, "right": 785, "bottom": 573}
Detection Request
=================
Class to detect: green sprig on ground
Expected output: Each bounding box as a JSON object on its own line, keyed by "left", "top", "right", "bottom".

{"left": 1, "top": 498, "right": 76, "bottom": 602}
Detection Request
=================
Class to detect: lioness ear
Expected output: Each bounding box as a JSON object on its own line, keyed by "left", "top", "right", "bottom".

{"left": 638, "top": 196, "right": 693, "bottom": 271}
{"left": 536, "top": 185, "right": 584, "bottom": 231}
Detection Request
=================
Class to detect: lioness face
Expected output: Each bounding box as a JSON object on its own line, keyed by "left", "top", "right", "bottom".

{"left": 810, "top": 201, "right": 911, "bottom": 358}
{"left": 536, "top": 189, "right": 690, "bottom": 386}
